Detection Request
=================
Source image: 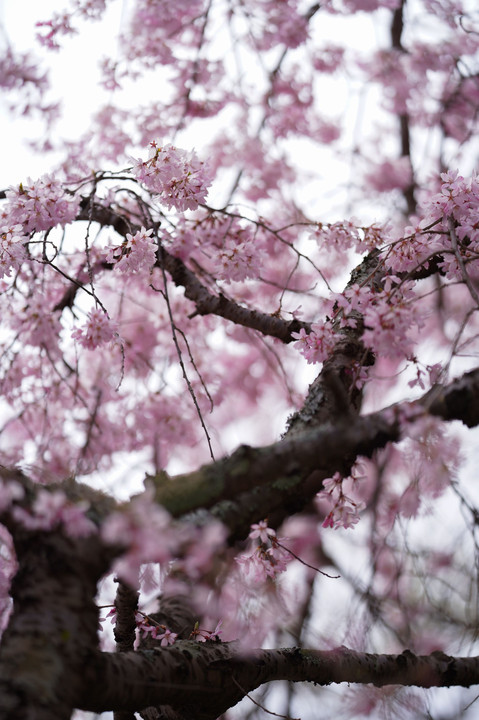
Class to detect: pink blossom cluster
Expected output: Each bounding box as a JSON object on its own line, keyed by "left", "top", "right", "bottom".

{"left": 167, "top": 212, "right": 264, "bottom": 282}
{"left": 310, "top": 221, "right": 360, "bottom": 253}
{"left": 317, "top": 471, "right": 365, "bottom": 530}
{"left": 291, "top": 322, "right": 337, "bottom": 364}
{"left": 190, "top": 620, "right": 223, "bottom": 643}
{"left": 294, "top": 274, "right": 423, "bottom": 364}
{"left": 408, "top": 361, "right": 442, "bottom": 391}
{"left": 102, "top": 488, "right": 227, "bottom": 590}
{"left": 12, "top": 489, "right": 96, "bottom": 537}
{"left": 399, "top": 416, "right": 462, "bottom": 504}
{"left": 310, "top": 220, "right": 387, "bottom": 256}
{"left": 313, "top": 45, "right": 345, "bottom": 74}
{"left": 431, "top": 171, "right": 479, "bottom": 281}
{"left": 365, "top": 415, "right": 462, "bottom": 530}
{"left": 100, "top": 606, "right": 222, "bottom": 647}
{"left": 15, "top": 297, "right": 62, "bottom": 351}
{"left": 364, "top": 157, "right": 412, "bottom": 193}
{"left": 132, "top": 142, "right": 212, "bottom": 212}
{"left": 135, "top": 612, "right": 178, "bottom": 646}
{"left": 36, "top": 12, "right": 76, "bottom": 50}
{"left": 215, "top": 232, "right": 264, "bottom": 283}
{"left": 101, "top": 490, "right": 174, "bottom": 587}
{"left": 0, "top": 224, "right": 27, "bottom": 279}
{"left": 244, "top": 1, "right": 309, "bottom": 50}
{"left": 4, "top": 175, "right": 80, "bottom": 233}
{"left": 106, "top": 227, "right": 157, "bottom": 274}
{"left": 236, "top": 520, "right": 292, "bottom": 583}
{"left": 124, "top": 0, "right": 204, "bottom": 64}
{"left": 387, "top": 172, "right": 479, "bottom": 282}
{"left": 0, "top": 47, "right": 48, "bottom": 93}
{"left": 36, "top": 2, "right": 107, "bottom": 50}
{"left": 71, "top": 308, "right": 120, "bottom": 350}
{"left": 361, "top": 277, "right": 421, "bottom": 358}
{"left": 73, "top": 0, "right": 109, "bottom": 20}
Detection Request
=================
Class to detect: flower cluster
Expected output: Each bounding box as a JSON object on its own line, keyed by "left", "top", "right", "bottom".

{"left": 310, "top": 220, "right": 360, "bottom": 252}
{"left": 36, "top": 12, "right": 76, "bottom": 50}
{"left": 99, "top": 607, "right": 222, "bottom": 647}
{"left": 101, "top": 487, "right": 227, "bottom": 590}
{"left": 293, "top": 274, "right": 422, "bottom": 365}
{"left": 106, "top": 227, "right": 157, "bottom": 274}
{"left": 101, "top": 490, "right": 174, "bottom": 587}
{"left": 4, "top": 175, "right": 80, "bottom": 233}
{"left": 236, "top": 520, "right": 292, "bottom": 583}
{"left": 362, "top": 277, "right": 421, "bottom": 358}
{"left": 12, "top": 489, "right": 96, "bottom": 537}
{"left": 364, "top": 157, "right": 412, "bottom": 193}
{"left": 291, "top": 322, "right": 337, "bottom": 364}
{"left": 317, "top": 471, "right": 365, "bottom": 530}
{"left": 71, "top": 308, "right": 119, "bottom": 350}
{"left": 0, "top": 224, "right": 27, "bottom": 279}
{"left": 387, "top": 172, "right": 479, "bottom": 282}
{"left": 215, "top": 233, "right": 263, "bottom": 283}
{"left": 167, "top": 212, "right": 264, "bottom": 281}
{"left": 132, "top": 142, "right": 212, "bottom": 212}
{"left": 135, "top": 612, "right": 178, "bottom": 646}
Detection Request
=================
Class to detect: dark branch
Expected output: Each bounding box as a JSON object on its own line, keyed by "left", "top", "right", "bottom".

{"left": 74, "top": 201, "right": 311, "bottom": 343}
{"left": 77, "top": 643, "right": 479, "bottom": 719}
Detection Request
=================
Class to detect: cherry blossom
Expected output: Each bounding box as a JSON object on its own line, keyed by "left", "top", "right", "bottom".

{"left": 132, "top": 142, "right": 212, "bottom": 212}
{"left": 106, "top": 226, "right": 157, "bottom": 275}
{"left": 71, "top": 308, "right": 120, "bottom": 350}
{"left": 4, "top": 175, "right": 80, "bottom": 232}
{"left": 12, "top": 489, "right": 95, "bottom": 537}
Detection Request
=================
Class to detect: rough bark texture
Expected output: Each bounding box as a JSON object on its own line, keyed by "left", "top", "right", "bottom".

{"left": 0, "top": 524, "right": 111, "bottom": 720}
{"left": 57, "top": 643, "right": 479, "bottom": 718}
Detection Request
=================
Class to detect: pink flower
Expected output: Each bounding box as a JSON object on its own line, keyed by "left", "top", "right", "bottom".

{"left": 132, "top": 142, "right": 212, "bottom": 212}
{"left": 194, "top": 620, "right": 223, "bottom": 642}
{"left": 248, "top": 520, "right": 276, "bottom": 544}
{"left": 106, "top": 227, "right": 157, "bottom": 274}
{"left": 0, "top": 224, "right": 27, "bottom": 279}
{"left": 12, "top": 489, "right": 95, "bottom": 536}
{"left": 156, "top": 628, "right": 178, "bottom": 647}
{"left": 4, "top": 175, "right": 80, "bottom": 233}
{"left": 365, "top": 157, "right": 412, "bottom": 193}
{"left": 71, "top": 308, "right": 119, "bottom": 350}
{"left": 292, "top": 322, "right": 336, "bottom": 365}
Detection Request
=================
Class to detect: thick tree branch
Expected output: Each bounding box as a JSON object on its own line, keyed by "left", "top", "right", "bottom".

{"left": 11, "top": 364, "right": 477, "bottom": 542}
{"left": 74, "top": 643, "right": 479, "bottom": 719}
{"left": 147, "top": 365, "right": 479, "bottom": 534}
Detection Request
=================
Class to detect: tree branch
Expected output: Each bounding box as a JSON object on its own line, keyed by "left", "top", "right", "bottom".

{"left": 72, "top": 201, "right": 311, "bottom": 342}
{"left": 75, "top": 643, "right": 479, "bottom": 719}
{"left": 146, "top": 365, "right": 479, "bottom": 538}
